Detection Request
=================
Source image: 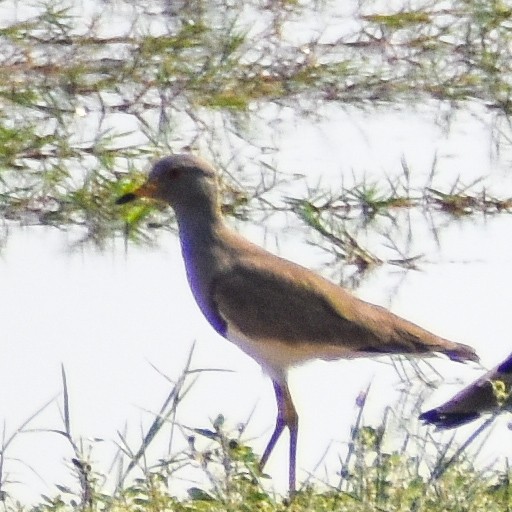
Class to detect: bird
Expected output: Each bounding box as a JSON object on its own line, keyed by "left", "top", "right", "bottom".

{"left": 420, "top": 352, "right": 512, "bottom": 429}
{"left": 116, "top": 153, "right": 479, "bottom": 494}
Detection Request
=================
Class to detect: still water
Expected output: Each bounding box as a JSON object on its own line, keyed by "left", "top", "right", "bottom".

{"left": 2, "top": 101, "right": 512, "bottom": 503}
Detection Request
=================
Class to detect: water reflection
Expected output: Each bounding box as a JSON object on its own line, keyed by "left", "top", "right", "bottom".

{"left": 2, "top": 3, "right": 512, "bottom": 499}
{"left": 2, "top": 187, "right": 512, "bottom": 503}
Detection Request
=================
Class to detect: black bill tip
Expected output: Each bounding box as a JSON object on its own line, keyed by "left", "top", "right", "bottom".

{"left": 419, "top": 409, "right": 480, "bottom": 429}
{"left": 116, "top": 192, "right": 137, "bottom": 205}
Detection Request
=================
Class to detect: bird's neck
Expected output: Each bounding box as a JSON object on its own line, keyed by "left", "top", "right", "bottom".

{"left": 174, "top": 206, "right": 224, "bottom": 251}
{"left": 174, "top": 207, "right": 230, "bottom": 335}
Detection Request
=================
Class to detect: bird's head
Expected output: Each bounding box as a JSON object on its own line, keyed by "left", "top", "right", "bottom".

{"left": 116, "top": 154, "right": 220, "bottom": 214}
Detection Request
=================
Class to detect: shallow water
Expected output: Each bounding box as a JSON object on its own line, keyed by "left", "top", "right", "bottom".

{"left": 2, "top": 0, "right": 512, "bottom": 503}
{"left": 2, "top": 102, "right": 512, "bottom": 502}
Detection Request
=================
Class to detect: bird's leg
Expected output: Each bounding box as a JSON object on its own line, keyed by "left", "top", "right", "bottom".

{"left": 259, "top": 380, "right": 298, "bottom": 495}
{"left": 259, "top": 381, "right": 286, "bottom": 469}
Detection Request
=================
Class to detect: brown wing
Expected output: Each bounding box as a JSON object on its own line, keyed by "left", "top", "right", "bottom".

{"left": 212, "top": 252, "right": 478, "bottom": 362}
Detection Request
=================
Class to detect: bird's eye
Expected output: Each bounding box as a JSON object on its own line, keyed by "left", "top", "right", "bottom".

{"left": 168, "top": 168, "right": 181, "bottom": 180}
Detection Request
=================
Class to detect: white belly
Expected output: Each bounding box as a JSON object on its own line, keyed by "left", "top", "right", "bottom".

{"left": 226, "top": 324, "right": 357, "bottom": 382}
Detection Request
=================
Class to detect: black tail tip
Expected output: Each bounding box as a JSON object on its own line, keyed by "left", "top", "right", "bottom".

{"left": 447, "top": 347, "right": 479, "bottom": 364}
{"left": 116, "top": 192, "right": 137, "bottom": 205}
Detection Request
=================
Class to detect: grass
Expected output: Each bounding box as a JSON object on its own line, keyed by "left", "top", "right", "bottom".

{"left": 1, "top": 0, "right": 512, "bottom": 250}
{"left": 2, "top": 356, "right": 510, "bottom": 512}
{"left": 1, "top": 0, "right": 512, "bottom": 509}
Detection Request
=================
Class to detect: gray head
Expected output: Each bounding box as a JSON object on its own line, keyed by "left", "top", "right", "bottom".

{"left": 116, "top": 154, "right": 220, "bottom": 216}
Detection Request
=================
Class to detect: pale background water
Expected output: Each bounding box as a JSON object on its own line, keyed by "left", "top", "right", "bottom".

{"left": 2, "top": 0, "right": 512, "bottom": 504}
{"left": 2, "top": 103, "right": 512, "bottom": 503}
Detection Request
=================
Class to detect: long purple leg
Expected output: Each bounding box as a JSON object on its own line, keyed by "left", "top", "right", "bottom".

{"left": 259, "top": 380, "right": 298, "bottom": 495}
